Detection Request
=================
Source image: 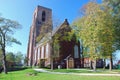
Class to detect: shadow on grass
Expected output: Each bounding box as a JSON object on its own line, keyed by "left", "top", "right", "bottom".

{"left": 7, "top": 66, "right": 31, "bottom": 72}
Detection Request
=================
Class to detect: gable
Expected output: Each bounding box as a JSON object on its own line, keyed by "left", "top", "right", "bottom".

{"left": 53, "top": 19, "right": 71, "bottom": 36}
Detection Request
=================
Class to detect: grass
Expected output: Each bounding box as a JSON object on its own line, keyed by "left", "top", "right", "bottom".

{"left": 0, "top": 69, "right": 120, "bottom": 80}
{"left": 46, "top": 68, "right": 93, "bottom": 73}
{"left": 45, "top": 68, "right": 120, "bottom": 74}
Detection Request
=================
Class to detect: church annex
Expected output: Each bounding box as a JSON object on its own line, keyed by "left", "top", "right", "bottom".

{"left": 27, "top": 5, "right": 103, "bottom": 69}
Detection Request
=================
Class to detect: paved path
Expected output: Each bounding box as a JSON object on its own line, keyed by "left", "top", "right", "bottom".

{"left": 34, "top": 68, "right": 120, "bottom": 76}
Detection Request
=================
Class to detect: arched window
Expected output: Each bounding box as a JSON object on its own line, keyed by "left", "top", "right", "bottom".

{"left": 74, "top": 45, "right": 79, "bottom": 58}
{"left": 42, "top": 11, "right": 46, "bottom": 22}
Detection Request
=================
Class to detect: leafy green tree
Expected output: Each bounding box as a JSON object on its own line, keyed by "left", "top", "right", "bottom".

{"left": 102, "top": 0, "right": 120, "bottom": 70}
{"left": 97, "top": 9, "right": 115, "bottom": 70}
{"left": 73, "top": 1, "right": 115, "bottom": 71}
{"left": 6, "top": 52, "right": 15, "bottom": 62}
{"left": 53, "top": 34, "right": 60, "bottom": 58}
{"left": 36, "top": 18, "right": 67, "bottom": 70}
{"left": 73, "top": 2, "right": 102, "bottom": 71}
{"left": 6, "top": 52, "right": 16, "bottom": 68}
{"left": 102, "top": 0, "right": 120, "bottom": 49}
{"left": 15, "top": 51, "right": 23, "bottom": 65}
{"left": 0, "top": 16, "right": 21, "bottom": 74}
{"left": 24, "top": 55, "right": 28, "bottom": 66}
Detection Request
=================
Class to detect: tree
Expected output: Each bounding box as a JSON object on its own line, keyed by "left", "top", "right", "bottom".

{"left": 101, "top": 0, "right": 120, "bottom": 70}
{"left": 73, "top": 1, "right": 115, "bottom": 71}
{"left": 102, "top": 0, "right": 120, "bottom": 49}
{"left": 24, "top": 55, "right": 28, "bottom": 66}
{"left": 6, "top": 52, "right": 15, "bottom": 62}
{"left": 0, "top": 17, "right": 21, "bottom": 74}
{"left": 36, "top": 17, "right": 62, "bottom": 70}
{"left": 0, "top": 49, "right": 2, "bottom": 67}
{"left": 15, "top": 51, "right": 23, "bottom": 65}
{"left": 6, "top": 52, "right": 15, "bottom": 68}
{"left": 73, "top": 2, "right": 102, "bottom": 71}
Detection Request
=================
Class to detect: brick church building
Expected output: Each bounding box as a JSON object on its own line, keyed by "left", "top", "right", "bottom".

{"left": 27, "top": 5, "right": 103, "bottom": 69}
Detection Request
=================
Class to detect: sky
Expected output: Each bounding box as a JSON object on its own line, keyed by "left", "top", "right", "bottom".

{"left": 0, "top": 0, "right": 120, "bottom": 61}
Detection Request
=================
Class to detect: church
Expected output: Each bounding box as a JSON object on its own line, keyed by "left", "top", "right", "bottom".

{"left": 27, "top": 5, "right": 103, "bottom": 69}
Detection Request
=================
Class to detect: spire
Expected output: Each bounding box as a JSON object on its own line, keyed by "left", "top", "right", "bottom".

{"left": 64, "top": 19, "right": 69, "bottom": 25}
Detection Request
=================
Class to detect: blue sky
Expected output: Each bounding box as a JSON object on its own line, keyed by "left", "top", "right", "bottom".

{"left": 0, "top": 0, "right": 96, "bottom": 54}
{"left": 0, "top": 0, "right": 120, "bottom": 61}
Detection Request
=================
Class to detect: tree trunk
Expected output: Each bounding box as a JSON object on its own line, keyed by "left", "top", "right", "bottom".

{"left": 109, "top": 56, "right": 113, "bottom": 71}
{"left": 50, "top": 50, "right": 54, "bottom": 70}
{"left": 2, "top": 48, "right": 7, "bottom": 74}
{"left": 2, "top": 34, "right": 7, "bottom": 74}
{"left": 90, "top": 60, "right": 93, "bottom": 69}
{"left": 93, "top": 60, "right": 96, "bottom": 71}
{"left": 50, "top": 57, "right": 54, "bottom": 70}
{"left": 82, "top": 55, "right": 84, "bottom": 68}
{"left": 50, "top": 38, "right": 54, "bottom": 70}
{"left": 103, "top": 58, "right": 106, "bottom": 70}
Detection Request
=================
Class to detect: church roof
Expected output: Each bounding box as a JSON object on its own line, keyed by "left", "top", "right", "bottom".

{"left": 36, "top": 19, "right": 71, "bottom": 46}
{"left": 52, "top": 19, "right": 70, "bottom": 36}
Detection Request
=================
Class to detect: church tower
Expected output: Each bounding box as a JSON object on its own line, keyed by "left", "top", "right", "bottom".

{"left": 27, "top": 6, "right": 52, "bottom": 66}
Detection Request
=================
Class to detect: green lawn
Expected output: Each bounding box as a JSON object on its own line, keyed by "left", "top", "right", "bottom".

{"left": 46, "top": 68, "right": 120, "bottom": 74}
{"left": 0, "top": 69, "right": 120, "bottom": 80}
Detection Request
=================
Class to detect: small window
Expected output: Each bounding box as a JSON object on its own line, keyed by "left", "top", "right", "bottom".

{"left": 42, "top": 11, "right": 46, "bottom": 22}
